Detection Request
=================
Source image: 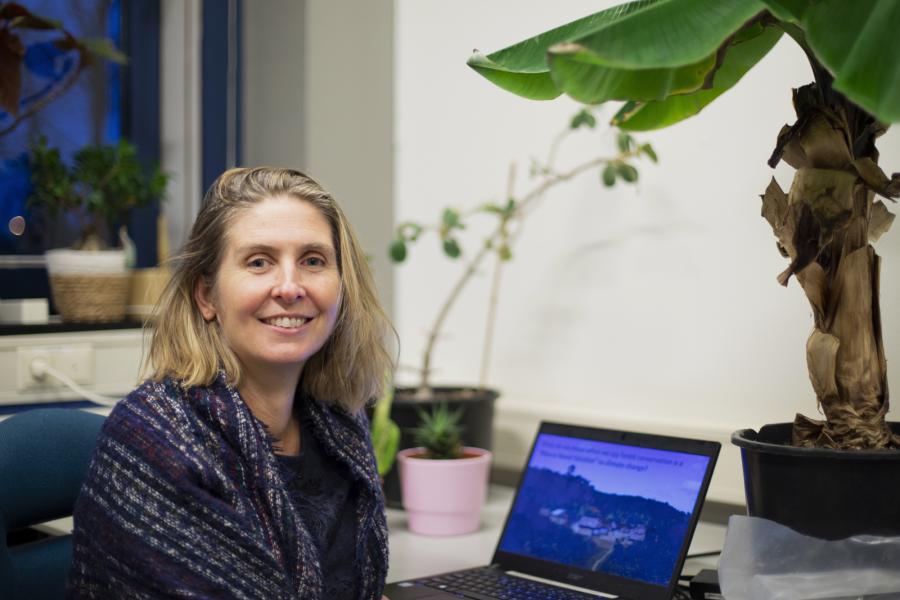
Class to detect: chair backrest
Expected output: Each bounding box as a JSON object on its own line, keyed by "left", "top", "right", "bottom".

{"left": 0, "top": 408, "right": 106, "bottom": 600}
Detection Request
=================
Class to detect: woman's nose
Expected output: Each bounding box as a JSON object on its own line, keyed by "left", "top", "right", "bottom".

{"left": 272, "top": 267, "right": 305, "bottom": 302}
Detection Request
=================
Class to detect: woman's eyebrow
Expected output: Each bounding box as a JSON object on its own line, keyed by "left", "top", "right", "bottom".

{"left": 235, "top": 242, "right": 336, "bottom": 256}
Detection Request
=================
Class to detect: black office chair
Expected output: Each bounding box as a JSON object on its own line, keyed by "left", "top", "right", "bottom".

{"left": 0, "top": 408, "right": 105, "bottom": 600}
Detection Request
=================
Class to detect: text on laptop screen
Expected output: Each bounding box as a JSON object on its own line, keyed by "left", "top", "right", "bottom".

{"left": 498, "top": 433, "right": 711, "bottom": 586}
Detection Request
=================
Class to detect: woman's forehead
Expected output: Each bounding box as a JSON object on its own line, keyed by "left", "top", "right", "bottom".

{"left": 223, "top": 196, "right": 336, "bottom": 250}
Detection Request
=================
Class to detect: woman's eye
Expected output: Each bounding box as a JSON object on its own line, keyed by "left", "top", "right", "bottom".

{"left": 248, "top": 257, "right": 268, "bottom": 269}
{"left": 303, "top": 256, "right": 325, "bottom": 268}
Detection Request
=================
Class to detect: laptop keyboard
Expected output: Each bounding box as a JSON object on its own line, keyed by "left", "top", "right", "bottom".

{"left": 420, "top": 566, "right": 601, "bottom": 599}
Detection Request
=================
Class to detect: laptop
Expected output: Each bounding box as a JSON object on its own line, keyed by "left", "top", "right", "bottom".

{"left": 384, "top": 421, "right": 720, "bottom": 600}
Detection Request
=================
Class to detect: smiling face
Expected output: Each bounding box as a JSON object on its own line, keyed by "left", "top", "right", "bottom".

{"left": 194, "top": 194, "right": 342, "bottom": 382}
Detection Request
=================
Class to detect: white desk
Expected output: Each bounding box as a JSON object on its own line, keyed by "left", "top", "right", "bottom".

{"left": 386, "top": 485, "right": 726, "bottom": 584}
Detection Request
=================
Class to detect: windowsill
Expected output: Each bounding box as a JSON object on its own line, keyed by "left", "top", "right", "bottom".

{"left": 0, "top": 320, "right": 143, "bottom": 337}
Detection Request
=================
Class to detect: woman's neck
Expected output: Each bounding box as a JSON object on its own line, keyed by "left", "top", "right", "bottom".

{"left": 238, "top": 363, "right": 304, "bottom": 455}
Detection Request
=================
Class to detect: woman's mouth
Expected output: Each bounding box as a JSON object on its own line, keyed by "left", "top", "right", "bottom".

{"left": 261, "top": 316, "right": 309, "bottom": 329}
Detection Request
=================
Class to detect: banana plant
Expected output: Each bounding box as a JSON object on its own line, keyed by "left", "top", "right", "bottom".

{"left": 468, "top": 0, "right": 900, "bottom": 450}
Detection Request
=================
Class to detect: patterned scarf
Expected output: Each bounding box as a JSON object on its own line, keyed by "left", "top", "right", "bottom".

{"left": 68, "top": 372, "right": 388, "bottom": 599}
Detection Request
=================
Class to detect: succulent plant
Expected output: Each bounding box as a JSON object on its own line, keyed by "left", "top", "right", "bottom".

{"left": 410, "top": 403, "right": 466, "bottom": 460}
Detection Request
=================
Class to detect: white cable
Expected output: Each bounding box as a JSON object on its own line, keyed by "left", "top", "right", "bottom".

{"left": 29, "top": 357, "right": 120, "bottom": 406}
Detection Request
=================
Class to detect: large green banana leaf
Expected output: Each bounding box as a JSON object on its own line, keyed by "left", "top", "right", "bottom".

{"left": 467, "top": 0, "right": 764, "bottom": 102}
{"left": 612, "top": 23, "right": 782, "bottom": 130}
{"left": 803, "top": 0, "right": 900, "bottom": 123}
{"left": 467, "top": 0, "right": 661, "bottom": 101}
{"left": 469, "top": 0, "right": 900, "bottom": 125}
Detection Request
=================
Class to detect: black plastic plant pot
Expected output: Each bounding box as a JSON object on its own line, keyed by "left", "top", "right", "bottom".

{"left": 382, "top": 386, "right": 498, "bottom": 508}
{"left": 733, "top": 423, "right": 900, "bottom": 540}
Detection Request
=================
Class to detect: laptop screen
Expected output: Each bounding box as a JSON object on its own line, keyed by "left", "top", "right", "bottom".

{"left": 495, "top": 425, "right": 718, "bottom": 597}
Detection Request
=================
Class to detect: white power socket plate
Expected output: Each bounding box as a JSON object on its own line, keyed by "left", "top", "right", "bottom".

{"left": 17, "top": 344, "right": 94, "bottom": 391}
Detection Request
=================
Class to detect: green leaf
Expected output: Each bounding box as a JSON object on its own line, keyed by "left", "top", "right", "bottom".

{"left": 443, "top": 238, "right": 461, "bottom": 259}
{"left": 640, "top": 143, "right": 659, "bottom": 163}
{"left": 399, "top": 222, "right": 423, "bottom": 241}
{"left": 9, "top": 14, "right": 61, "bottom": 30}
{"left": 803, "top": 0, "right": 900, "bottom": 124}
{"left": 617, "top": 131, "right": 633, "bottom": 152}
{"left": 372, "top": 384, "right": 399, "bottom": 475}
{"left": 467, "top": 0, "right": 662, "bottom": 100}
{"left": 602, "top": 164, "right": 617, "bottom": 187}
{"left": 498, "top": 245, "right": 512, "bottom": 261}
{"left": 374, "top": 419, "right": 399, "bottom": 476}
{"left": 547, "top": 45, "right": 715, "bottom": 104}
{"left": 616, "top": 163, "right": 639, "bottom": 182}
{"left": 566, "top": 0, "right": 767, "bottom": 69}
{"left": 758, "top": 0, "right": 811, "bottom": 23}
{"left": 502, "top": 198, "right": 517, "bottom": 218}
{"left": 570, "top": 108, "right": 597, "bottom": 129}
{"left": 3, "top": 4, "right": 62, "bottom": 30}
{"left": 613, "top": 24, "right": 781, "bottom": 130}
{"left": 466, "top": 52, "right": 562, "bottom": 101}
{"left": 469, "top": 0, "right": 767, "bottom": 104}
{"left": 389, "top": 239, "right": 407, "bottom": 263}
{"left": 80, "top": 37, "right": 128, "bottom": 64}
{"left": 442, "top": 207, "right": 460, "bottom": 229}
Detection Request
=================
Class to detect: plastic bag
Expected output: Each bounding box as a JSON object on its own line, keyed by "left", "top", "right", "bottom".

{"left": 718, "top": 515, "right": 900, "bottom": 600}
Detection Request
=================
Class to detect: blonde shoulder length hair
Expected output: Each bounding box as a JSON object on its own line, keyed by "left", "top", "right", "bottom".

{"left": 147, "top": 167, "right": 394, "bottom": 414}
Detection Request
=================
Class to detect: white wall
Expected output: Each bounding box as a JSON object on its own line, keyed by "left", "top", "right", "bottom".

{"left": 303, "top": 1, "right": 395, "bottom": 314}
{"left": 394, "top": 1, "right": 900, "bottom": 504}
{"left": 241, "top": 0, "right": 395, "bottom": 313}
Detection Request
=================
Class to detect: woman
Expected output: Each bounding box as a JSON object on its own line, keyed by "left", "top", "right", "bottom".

{"left": 68, "top": 168, "right": 393, "bottom": 599}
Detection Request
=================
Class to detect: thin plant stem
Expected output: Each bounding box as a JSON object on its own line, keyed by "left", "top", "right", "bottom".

{"left": 479, "top": 251, "right": 503, "bottom": 388}
{"left": 479, "top": 162, "right": 517, "bottom": 386}
{"left": 0, "top": 52, "right": 86, "bottom": 138}
{"left": 418, "top": 145, "right": 642, "bottom": 392}
{"left": 418, "top": 242, "right": 492, "bottom": 394}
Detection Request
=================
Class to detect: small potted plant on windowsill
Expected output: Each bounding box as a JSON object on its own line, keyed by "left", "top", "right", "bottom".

{"left": 397, "top": 403, "right": 492, "bottom": 536}
{"left": 27, "top": 136, "right": 169, "bottom": 322}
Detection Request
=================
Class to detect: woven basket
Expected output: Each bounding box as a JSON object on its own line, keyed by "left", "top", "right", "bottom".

{"left": 49, "top": 273, "right": 131, "bottom": 323}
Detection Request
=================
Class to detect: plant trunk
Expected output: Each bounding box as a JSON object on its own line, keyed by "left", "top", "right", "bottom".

{"left": 763, "top": 82, "right": 899, "bottom": 449}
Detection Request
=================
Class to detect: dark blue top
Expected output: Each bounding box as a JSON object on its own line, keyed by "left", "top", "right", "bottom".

{"left": 276, "top": 399, "right": 360, "bottom": 599}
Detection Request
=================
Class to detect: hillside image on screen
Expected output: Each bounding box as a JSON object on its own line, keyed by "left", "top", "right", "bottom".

{"left": 498, "top": 434, "right": 710, "bottom": 586}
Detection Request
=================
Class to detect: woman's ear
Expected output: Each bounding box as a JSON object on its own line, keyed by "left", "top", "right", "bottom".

{"left": 194, "top": 278, "right": 217, "bottom": 321}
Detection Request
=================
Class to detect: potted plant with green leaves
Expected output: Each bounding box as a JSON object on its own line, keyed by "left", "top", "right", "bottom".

{"left": 380, "top": 110, "right": 657, "bottom": 505}
{"left": 396, "top": 402, "right": 492, "bottom": 536}
{"left": 467, "top": 0, "right": 900, "bottom": 538}
{"left": 27, "top": 136, "right": 169, "bottom": 322}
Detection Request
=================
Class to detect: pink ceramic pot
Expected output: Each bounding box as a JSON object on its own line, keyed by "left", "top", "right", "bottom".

{"left": 397, "top": 447, "right": 492, "bottom": 536}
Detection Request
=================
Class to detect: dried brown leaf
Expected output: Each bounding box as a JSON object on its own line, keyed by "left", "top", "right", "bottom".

{"left": 797, "top": 262, "right": 827, "bottom": 324}
{"left": 792, "top": 413, "right": 828, "bottom": 447}
{"left": 869, "top": 200, "right": 895, "bottom": 242}
{"left": 790, "top": 168, "right": 856, "bottom": 231}
{"left": 760, "top": 177, "right": 788, "bottom": 231}
{"left": 830, "top": 246, "right": 883, "bottom": 409}
{"left": 770, "top": 123, "right": 808, "bottom": 169}
{"left": 778, "top": 204, "right": 819, "bottom": 286}
{"left": 806, "top": 329, "right": 840, "bottom": 403}
{"left": 795, "top": 111, "right": 852, "bottom": 170}
{"left": 852, "top": 157, "right": 900, "bottom": 200}
{"left": 0, "top": 29, "right": 25, "bottom": 116}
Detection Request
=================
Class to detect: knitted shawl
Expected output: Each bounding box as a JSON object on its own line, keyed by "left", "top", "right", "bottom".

{"left": 67, "top": 373, "right": 389, "bottom": 599}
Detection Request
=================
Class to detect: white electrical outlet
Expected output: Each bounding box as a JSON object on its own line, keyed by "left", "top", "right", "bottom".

{"left": 17, "top": 345, "right": 94, "bottom": 391}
